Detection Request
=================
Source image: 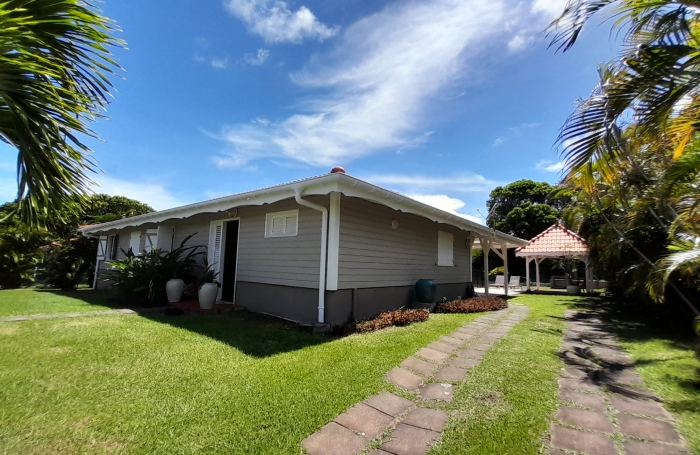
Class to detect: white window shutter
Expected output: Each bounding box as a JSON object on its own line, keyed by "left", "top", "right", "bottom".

{"left": 144, "top": 229, "right": 158, "bottom": 251}
{"left": 437, "top": 231, "right": 454, "bottom": 267}
{"left": 265, "top": 210, "right": 299, "bottom": 238}
{"left": 108, "top": 235, "right": 119, "bottom": 260}
{"left": 208, "top": 221, "right": 224, "bottom": 278}
{"left": 129, "top": 231, "right": 141, "bottom": 254}
{"left": 97, "top": 235, "right": 108, "bottom": 260}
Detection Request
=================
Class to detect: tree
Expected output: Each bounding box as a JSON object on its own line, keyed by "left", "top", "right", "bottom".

{"left": 486, "top": 180, "right": 568, "bottom": 240}
{"left": 0, "top": 0, "right": 124, "bottom": 224}
{"left": 548, "top": 1, "right": 700, "bottom": 314}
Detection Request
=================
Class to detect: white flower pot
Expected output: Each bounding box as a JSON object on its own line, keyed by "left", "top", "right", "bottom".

{"left": 566, "top": 285, "right": 581, "bottom": 295}
{"left": 166, "top": 279, "right": 185, "bottom": 303}
{"left": 198, "top": 283, "right": 219, "bottom": 310}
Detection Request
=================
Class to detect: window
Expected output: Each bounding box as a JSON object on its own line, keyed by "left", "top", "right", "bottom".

{"left": 144, "top": 229, "right": 158, "bottom": 251}
{"left": 106, "top": 234, "right": 119, "bottom": 260}
{"left": 437, "top": 231, "right": 454, "bottom": 267}
{"left": 265, "top": 210, "right": 299, "bottom": 238}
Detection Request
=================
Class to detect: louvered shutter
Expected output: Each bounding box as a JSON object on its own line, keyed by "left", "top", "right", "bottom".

{"left": 208, "top": 221, "right": 224, "bottom": 278}
{"left": 109, "top": 235, "right": 119, "bottom": 259}
{"left": 265, "top": 210, "right": 298, "bottom": 237}
{"left": 97, "top": 235, "right": 108, "bottom": 260}
{"left": 437, "top": 231, "right": 454, "bottom": 266}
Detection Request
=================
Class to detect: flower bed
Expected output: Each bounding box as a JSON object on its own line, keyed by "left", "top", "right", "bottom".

{"left": 332, "top": 308, "right": 430, "bottom": 335}
{"left": 435, "top": 296, "right": 508, "bottom": 313}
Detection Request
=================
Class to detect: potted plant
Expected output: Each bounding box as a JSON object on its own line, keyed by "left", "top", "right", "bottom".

{"left": 561, "top": 255, "right": 581, "bottom": 295}
{"left": 198, "top": 261, "right": 220, "bottom": 310}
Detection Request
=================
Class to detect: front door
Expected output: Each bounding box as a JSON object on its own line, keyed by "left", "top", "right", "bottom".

{"left": 220, "top": 220, "right": 239, "bottom": 302}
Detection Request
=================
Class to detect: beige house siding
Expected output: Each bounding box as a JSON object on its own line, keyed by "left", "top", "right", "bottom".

{"left": 337, "top": 197, "right": 472, "bottom": 289}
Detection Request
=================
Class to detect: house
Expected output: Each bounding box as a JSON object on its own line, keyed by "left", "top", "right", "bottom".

{"left": 80, "top": 169, "right": 527, "bottom": 326}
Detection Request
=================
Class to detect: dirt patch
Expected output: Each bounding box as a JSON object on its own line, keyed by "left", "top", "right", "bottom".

{"left": 472, "top": 390, "right": 510, "bottom": 420}
{"left": 0, "top": 326, "right": 19, "bottom": 336}
{"left": 47, "top": 346, "right": 71, "bottom": 355}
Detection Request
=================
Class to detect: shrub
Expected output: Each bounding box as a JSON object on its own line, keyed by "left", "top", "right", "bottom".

{"left": 435, "top": 297, "right": 508, "bottom": 313}
{"left": 0, "top": 224, "right": 49, "bottom": 289}
{"left": 105, "top": 234, "right": 204, "bottom": 306}
{"left": 41, "top": 236, "right": 97, "bottom": 289}
{"left": 355, "top": 308, "right": 429, "bottom": 333}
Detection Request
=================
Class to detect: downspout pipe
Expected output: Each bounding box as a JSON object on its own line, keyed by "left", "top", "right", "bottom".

{"left": 294, "top": 188, "right": 328, "bottom": 324}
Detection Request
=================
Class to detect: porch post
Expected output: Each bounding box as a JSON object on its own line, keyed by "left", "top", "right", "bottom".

{"left": 535, "top": 258, "right": 541, "bottom": 291}
{"left": 482, "top": 238, "right": 490, "bottom": 297}
{"left": 525, "top": 256, "right": 531, "bottom": 291}
{"left": 502, "top": 245, "right": 509, "bottom": 296}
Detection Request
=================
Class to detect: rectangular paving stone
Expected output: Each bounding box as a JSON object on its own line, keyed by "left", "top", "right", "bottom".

{"left": 606, "top": 383, "right": 658, "bottom": 400}
{"left": 419, "top": 383, "right": 453, "bottom": 402}
{"left": 470, "top": 343, "right": 494, "bottom": 352}
{"left": 368, "top": 450, "right": 394, "bottom": 455}
{"left": 439, "top": 335, "right": 465, "bottom": 346}
{"left": 624, "top": 439, "right": 689, "bottom": 455}
{"left": 559, "top": 389, "right": 606, "bottom": 411}
{"left": 335, "top": 403, "right": 394, "bottom": 440}
{"left": 448, "top": 357, "right": 480, "bottom": 368}
{"left": 381, "top": 423, "right": 440, "bottom": 455}
{"left": 558, "top": 378, "right": 602, "bottom": 392}
{"left": 427, "top": 341, "right": 457, "bottom": 354}
{"left": 557, "top": 406, "right": 615, "bottom": 433}
{"left": 364, "top": 392, "right": 414, "bottom": 417}
{"left": 402, "top": 407, "right": 448, "bottom": 432}
{"left": 609, "top": 394, "right": 672, "bottom": 419}
{"left": 385, "top": 367, "right": 423, "bottom": 390}
{"left": 434, "top": 365, "right": 467, "bottom": 382}
{"left": 415, "top": 347, "right": 450, "bottom": 363}
{"left": 302, "top": 422, "right": 367, "bottom": 455}
{"left": 618, "top": 414, "right": 682, "bottom": 444}
{"left": 550, "top": 424, "right": 617, "bottom": 455}
{"left": 563, "top": 368, "right": 590, "bottom": 380}
{"left": 401, "top": 357, "right": 438, "bottom": 376}
{"left": 457, "top": 349, "right": 485, "bottom": 360}
{"left": 605, "top": 368, "right": 643, "bottom": 385}
{"left": 450, "top": 332, "right": 474, "bottom": 341}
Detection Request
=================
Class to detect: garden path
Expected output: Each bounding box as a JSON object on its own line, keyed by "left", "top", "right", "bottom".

{"left": 302, "top": 303, "right": 530, "bottom": 455}
{"left": 547, "top": 310, "right": 690, "bottom": 455}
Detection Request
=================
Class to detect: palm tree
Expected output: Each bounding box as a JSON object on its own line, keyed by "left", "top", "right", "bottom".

{"left": 0, "top": 0, "right": 124, "bottom": 224}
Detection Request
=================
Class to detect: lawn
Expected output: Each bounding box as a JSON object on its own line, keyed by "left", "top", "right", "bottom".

{"left": 0, "top": 289, "right": 477, "bottom": 455}
{"left": 1, "top": 290, "right": 698, "bottom": 454}
{"left": 0, "top": 288, "right": 123, "bottom": 317}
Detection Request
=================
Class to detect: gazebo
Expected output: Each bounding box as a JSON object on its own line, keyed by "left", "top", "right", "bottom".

{"left": 514, "top": 221, "right": 593, "bottom": 293}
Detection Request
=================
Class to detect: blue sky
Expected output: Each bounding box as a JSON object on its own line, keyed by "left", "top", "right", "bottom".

{"left": 0, "top": 0, "right": 617, "bottom": 223}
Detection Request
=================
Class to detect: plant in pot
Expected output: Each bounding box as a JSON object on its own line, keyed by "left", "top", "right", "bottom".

{"left": 197, "top": 260, "right": 220, "bottom": 310}
{"left": 560, "top": 255, "right": 581, "bottom": 295}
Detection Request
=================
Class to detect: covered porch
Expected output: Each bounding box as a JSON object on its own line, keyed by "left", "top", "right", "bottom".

{"left": 470, "top": 234, "right": 528, "bottom": 297}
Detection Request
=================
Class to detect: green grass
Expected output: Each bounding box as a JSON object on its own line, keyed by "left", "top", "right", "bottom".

{"left": 0, "top": 290, "right": 477, "bottom": 455}
{"left": 0, "top": 288, "right": 120, "bottom": 317}
{"left": 428, "top": 294, "right": 579, "bottom": 454}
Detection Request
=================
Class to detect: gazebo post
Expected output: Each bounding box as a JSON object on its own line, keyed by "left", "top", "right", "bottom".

{"left": 525, "top": 256, "right": 531, "bottom": 291}
{"left": 503, "top": 245, "right": 509, "bottom": 296}
{"left": 584, "top": 257, "right": 592, "bottom": 293}
{"left": 535, "top": 257, "right": 541, "bottom": 291}
{"left": 482, "top": 238, "right": 490, "bottom": 297}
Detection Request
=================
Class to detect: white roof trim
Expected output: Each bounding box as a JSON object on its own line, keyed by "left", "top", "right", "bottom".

{"left": 79, "top": 173, "right": 528, "bottom": 248}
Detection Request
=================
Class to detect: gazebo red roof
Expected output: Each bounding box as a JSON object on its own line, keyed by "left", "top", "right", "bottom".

{"left": 515, "top": 220, "right": 588, "bottom": 256}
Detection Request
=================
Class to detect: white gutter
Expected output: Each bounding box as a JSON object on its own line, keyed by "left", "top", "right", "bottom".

{"left": 294, "top": 188, "right": 328, "bottom": 324}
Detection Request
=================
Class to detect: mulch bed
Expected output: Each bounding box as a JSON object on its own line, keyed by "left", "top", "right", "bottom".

{"left": 435, "top": 297, "right": 508, "bottom": 313}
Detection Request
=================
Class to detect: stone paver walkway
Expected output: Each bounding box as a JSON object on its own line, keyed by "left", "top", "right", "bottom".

{"left": 547, "top": 310, "right": 690, "bottom": 455}
{"left": 302, "top": 303, "right": 530, "bottom": 455}
{"left": 0, "top": 307, "right": 164, "bottom": 323}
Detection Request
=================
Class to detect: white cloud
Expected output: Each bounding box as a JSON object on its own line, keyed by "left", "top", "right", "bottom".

{"left": 492, "top": 137, "right": 505, "bottom": 147}
{"left": 91, "top": 175, "right": 189, "bottom": 211}
{"left": 212, "top": 0, "right": 563, "bottom": 169}
{"left": 531, "top": 0, "right": 567, "bottom": 19}
{"left": 245, "top": 48, "right": 270, "bottom": 66}
{"left": 536, "top": 160, "right": 565, "bottom": 172}
{"left": 211, "top": 57, "right": 229, "bottom": 69}
{"left": 224, "top": 0, "right": 338, "bottom": 44}
{"left": 364, "top": 173, "right": 497, "bottom": 193}
{"left": 407, "top": 193, "right": 484, "bottom": 224}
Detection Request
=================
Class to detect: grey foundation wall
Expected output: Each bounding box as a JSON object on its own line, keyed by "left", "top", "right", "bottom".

{"left": 236, "top": 280, "right": 472, "bottom": 325}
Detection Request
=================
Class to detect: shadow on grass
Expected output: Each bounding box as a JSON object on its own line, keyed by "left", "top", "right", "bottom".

{"left": 36, "top": 289, "right": 334, "bottom": 358}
